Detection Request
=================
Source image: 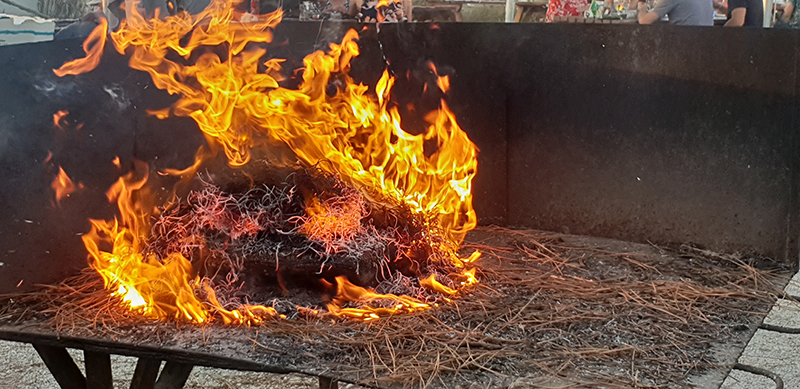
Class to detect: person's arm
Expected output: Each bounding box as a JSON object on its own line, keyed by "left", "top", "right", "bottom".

{"left": 712, "top": 0, "right": 728, "bottom": 14}
{"left": 349, "top": 0, "right": 362, "bottom": 18}
{"left": 401, "top": 0, "right": 412, "bottom": 20}
{"left": 781, "top": 2, "right": 794, "bottom": 22}
{"left": 724, "top": 6, "right": 746, "bottom": 25}
{"left": 637, "top": 1, "right": 662, "bottom": 23}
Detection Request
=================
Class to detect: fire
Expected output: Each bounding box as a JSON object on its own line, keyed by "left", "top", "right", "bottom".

{"left": 57, "top": 0, "right": 481, "bottom": 323}
{"left": 51, "top": 166, "right": 79, "bottom": 205}
{"left": 53, "top": 110, "right": 69, "bottom": 131}
{"left": 84, "top": 165, "right": 279, "bottom": 324}
{"left": 52, "top": 18, "right": 108, "bottom": 77}
{"left": 327, "top": 276, "right": 431, "bottom": 320}
{"left": 428, "top": 63, "right": 450, "bottom": 94}
{"left": 460, "top": 268, "right": 478, "bottom": 287}
{"left": 298, "top": 190, "right": 366, "bottom": 254}
{"left": 420, "top": 274, "right": 457, "bottom": 295}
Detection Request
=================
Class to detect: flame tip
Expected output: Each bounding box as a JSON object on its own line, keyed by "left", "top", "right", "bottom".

{"left": 80, "top": 0, "right": 478, "bottom": 324}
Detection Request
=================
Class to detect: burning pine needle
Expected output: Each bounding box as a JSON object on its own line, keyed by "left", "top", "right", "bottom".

{"left": 55, "top": 0, "right": 480, "bottom": 324}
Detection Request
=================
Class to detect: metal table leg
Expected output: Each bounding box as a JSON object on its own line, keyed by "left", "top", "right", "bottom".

{"left": 130, "top": 358, "right": 162, "bottom": 389}
{"left": 32, "top": 344, "right": 87, "bottom": 389}
{"left": 319, "top": 376, "right": 339, "bottom": 389}
{"left": 84, "top": 351, "right": 113, "bottom": 389}
{"left": 153, "top": 361, "right": 194, "bottom": 389}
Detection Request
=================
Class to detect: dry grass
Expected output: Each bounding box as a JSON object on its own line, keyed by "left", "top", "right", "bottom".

{"left": 0, "top": 226, "right": 788, "bottom": 388}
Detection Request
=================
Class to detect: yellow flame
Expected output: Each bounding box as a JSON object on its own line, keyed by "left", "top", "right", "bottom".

{"left": 60, "top": 0, "right": 481, "bottom": 323}
{"left": 420, "top": 274, "right": 457, "bottom": 295}
{"left": 460, "top": 268, "right": 478, "bottom": 287}
{"left": 115, "top": 283, "right": 146, "bottom": 308}
{"left": 84, "top": 166, "right": 278, "bottom": 324}
{"left": 55, "top": 0, "right": 477, "bottom": 245}
{"left": 327, "top": 276, "right": 431, "bottom": 320}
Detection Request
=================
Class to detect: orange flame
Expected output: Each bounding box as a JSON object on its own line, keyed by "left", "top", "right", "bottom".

{"left": 83, "top": 166, "right": 278, "bottom": 324}
{"left": 327, "top": 276, "right": 430, "bottom": 320}
{"left": 460, "top": 268, "right": 478, "bottom": 287}
{"left": 53, "top": 110, "right": 69, "bottom": 131}
{"left": 420, "top": 274, "right": 457, "bottom": 295}
{"left": 428, "top": 63, "right": 450, "bottom": 93}
{"left": 53, "top": 18, "right": 108, "bottom": 77}
{"left": 52, "top": 167, "right": 79, "bottom": 204}
{"left": 63, "top": 0, "right": 480, "bottom": 323}
{"left": 56, "top": 1, "right": 476, "bottom": 244}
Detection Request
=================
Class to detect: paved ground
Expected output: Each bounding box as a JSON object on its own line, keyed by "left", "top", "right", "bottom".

{"left": 0, "top": 342, "right": 363, "bottom": 389}
{"left": 719, "top": 271, "right": 800, "bottom": 389}
{"left": 3, "top": 273, "right": 797, "bottom": 389}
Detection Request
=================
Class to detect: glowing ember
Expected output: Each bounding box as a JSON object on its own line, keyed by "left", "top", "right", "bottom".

{"left": 298, "top": 189, "right": 366, "bottom": 254}
{"left": 57, "top": 0, "right": 480, "bottom": 323}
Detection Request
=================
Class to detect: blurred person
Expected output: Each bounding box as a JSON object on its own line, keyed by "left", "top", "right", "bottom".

{"left": 545, "top": 0, "right": 590, "bottom": 22}
{"left": 55, "top": 0, "right": 123, "bottom": 40}
{"left": 724, "top": 0, "right": 762, "bottom": 25}
{"left": 774, "top": 0, "right": 799, "bottom": 27}
{"left": 712, "top": 0, "right": 727, "bottom": 13}
{"left": 353, "top": 0, "right": 409, "bottom": 22}
{"left": 54, "top": 9, "right": 104, "bottom": 40}
{"left": 636, "top": 0, "right": 713, "bottom": 25}
{"left": 319, "top": 0, "right": 358, "bottom": 18}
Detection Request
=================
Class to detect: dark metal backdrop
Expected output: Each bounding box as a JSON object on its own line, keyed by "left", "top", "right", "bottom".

{"left": 0, "top": 21, "right": 798, "bottom": 293}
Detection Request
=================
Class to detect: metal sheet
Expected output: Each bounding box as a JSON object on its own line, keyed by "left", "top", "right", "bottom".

{"left": 1, "top": 22, "right": 799, "bottom": 294}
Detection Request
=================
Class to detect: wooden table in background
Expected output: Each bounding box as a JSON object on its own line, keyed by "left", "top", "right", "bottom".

{"left": 552, "top": 15, "right": 637, "bottom": 23}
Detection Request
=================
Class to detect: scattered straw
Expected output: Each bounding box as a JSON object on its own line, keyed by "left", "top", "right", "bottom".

{"left": 0, "top": 226, "right": 788, "bottom": 388}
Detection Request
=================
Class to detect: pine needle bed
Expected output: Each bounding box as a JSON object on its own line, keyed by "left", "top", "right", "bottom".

{"left": 0, "top": 226, "right": 790, "bottom": 389}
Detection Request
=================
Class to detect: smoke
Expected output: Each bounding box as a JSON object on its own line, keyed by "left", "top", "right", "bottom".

{"left": 102, "top": 84, "right": 131, "bottom": 111}
{"left": 33, "top": 79, "right": 77, "bottom": 100}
